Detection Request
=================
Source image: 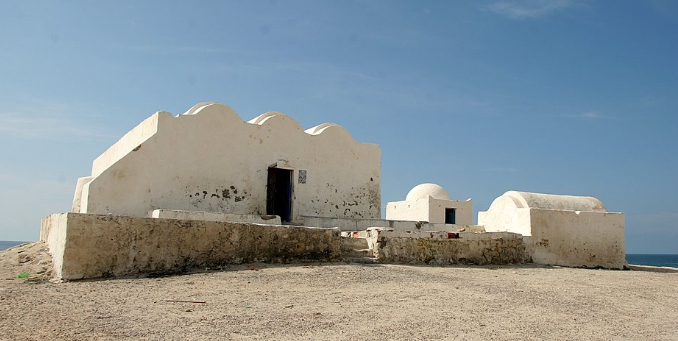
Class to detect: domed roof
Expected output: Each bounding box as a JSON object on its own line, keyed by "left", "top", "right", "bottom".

{"left": 406, "top": 183, "right": 451, "bottom": 201}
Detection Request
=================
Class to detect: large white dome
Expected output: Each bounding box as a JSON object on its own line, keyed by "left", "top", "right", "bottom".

{"left": 406, "top": 183, "right": 450, "bottom": 201}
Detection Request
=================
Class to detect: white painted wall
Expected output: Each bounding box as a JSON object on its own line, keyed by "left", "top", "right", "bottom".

{"left": 478, "top": 194, "right": 532, "bottom": 236}
{"left": 529, "top": 209, "right": 625, "bottom": 268}
{"left": 386, "top": 198, "right": 473, "bottom": 224}
{"left": 149, "top": 209, "right": 281, "bottom": 225}
{"left": 301, "top": 215, "right": 484, "bottom": 232}
{"left": 385, "top": 199, "right": 431, "bottom": 221}
{"left": 427, "top": 198, "right": 473, "bottom": 225}
{"left": 73, "top": 102, "right": 381, "bottom": 222}
{"left": 478, "top": 191, "right": 626, "bottom": 268}
{"left": 385, "top": 183, "right": 473, "bottom": 224}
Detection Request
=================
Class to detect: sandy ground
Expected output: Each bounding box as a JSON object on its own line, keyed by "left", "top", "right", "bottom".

{"left": 1, "top": 242, "right": 677, "bottom": 341}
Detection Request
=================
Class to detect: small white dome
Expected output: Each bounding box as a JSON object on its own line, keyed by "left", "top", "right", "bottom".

{"left": 406, "top": 183, "right": 450, "bottom": 201}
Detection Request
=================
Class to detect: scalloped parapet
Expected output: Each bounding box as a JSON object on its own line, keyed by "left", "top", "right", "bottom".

{"left": 248, "top": 111, "right": 280, "bottom": 124}
{"left": 181, "top": 102, "right": 227, "bottom": 116}
{"left": 73, "top": 102, "right": 381, "bottom": 223}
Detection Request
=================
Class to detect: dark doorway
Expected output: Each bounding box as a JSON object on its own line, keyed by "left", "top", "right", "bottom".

{"left": 266, "top": 168, "right": 293, "bottom": 222}
{"left": 445, "top": 208, "right": 456, "bottom": 224}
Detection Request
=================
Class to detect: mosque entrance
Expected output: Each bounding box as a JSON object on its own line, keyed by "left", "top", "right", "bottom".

{"left": 266, "top": 167, "right": 293, "bottom": 223}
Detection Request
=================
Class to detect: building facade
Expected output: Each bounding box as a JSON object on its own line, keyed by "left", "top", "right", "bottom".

{"left": 72, "top": 102, "right": 381, "bottom": 223}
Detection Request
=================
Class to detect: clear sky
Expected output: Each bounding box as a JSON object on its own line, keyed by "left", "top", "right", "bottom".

{"left": 1, "top": 0, "right": 676, "bottom": 253}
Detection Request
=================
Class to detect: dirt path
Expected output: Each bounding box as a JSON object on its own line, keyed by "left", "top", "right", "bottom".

{"left": 1, "top": 242, "right": 677, "bottom": 340}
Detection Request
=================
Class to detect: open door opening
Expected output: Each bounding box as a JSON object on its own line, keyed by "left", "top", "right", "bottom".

{"left": 266, "top": 167, "right": 293, "bottom": 223}
{"left": 445, "top": 208, "right": 456, "bottom": 224}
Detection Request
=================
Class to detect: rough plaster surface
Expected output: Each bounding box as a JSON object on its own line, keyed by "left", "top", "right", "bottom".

{"left": 73, "top": 102, "right": 381, "bottom": 222}
{"left": 529, "top": 209, "right": 625, "bottom": 268}
{"left": 41, "top": 213, "right": 341, "bottom": 280}
{"left": 301, "top": 215, "right": 484, "bottom": 232}
{"left": 149, "top": 209, "right": 281, "bottom": 225}
{"left": 371, "top": 231, "right": 525, "bottom": 265}
{"left": 39, "top": 214, "right": 68, "bottom": 278}
{"left": 478, "top": 191, "right": 625, "bottom": 269}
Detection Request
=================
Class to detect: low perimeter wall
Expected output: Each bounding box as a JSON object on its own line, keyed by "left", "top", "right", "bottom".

{"left": 41, "top": 213, "right": 341, "bottom": 280}
{"left": 149, "top": 209, "right": 282, "bottom": 225}
{"left": 301, "top": 215, "right": 485, "bottom": 233}
{"left": 370, "top": 231, "right": 526, "bottom": 265}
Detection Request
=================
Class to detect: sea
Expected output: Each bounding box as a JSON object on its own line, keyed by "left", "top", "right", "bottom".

{"left": 0, "top": 240, "right": 676, "bottom": 268}
{"left": 625, "top": 254, "right": 678, "bottom": 268}
{"left": 0, "top": 240, "right": 27, "bottom": 251}
{"left": 1, "top": 240, "right": 28, "bottom": 251}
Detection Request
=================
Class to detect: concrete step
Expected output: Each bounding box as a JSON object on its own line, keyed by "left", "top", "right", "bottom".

{"left": 341, "top": 255, "right": 378, "bottom": 264}
{"left": 341, "top": 248, "right": 372, "bottom": 258}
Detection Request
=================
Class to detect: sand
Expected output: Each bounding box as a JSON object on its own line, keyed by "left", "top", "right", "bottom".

{"left": 1, "top": 242, "right": 677, "bottom": 340}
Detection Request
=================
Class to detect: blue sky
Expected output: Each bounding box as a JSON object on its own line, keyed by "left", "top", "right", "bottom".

{"left": 1, "top": 0, "right": 676, "bottom": 253}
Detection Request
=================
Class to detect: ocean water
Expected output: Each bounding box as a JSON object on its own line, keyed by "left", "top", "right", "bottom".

{"left": 626, "top": 254, "right": 678, "bottom": 268}
{"left": 0, "top": 240, "right": 27, "bottom": 251}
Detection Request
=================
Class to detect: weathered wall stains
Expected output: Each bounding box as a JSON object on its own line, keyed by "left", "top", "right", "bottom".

{"left": 42, "top": 213, "right": 342, "bottom": 280}
{"left": 528, "top": 210, "right": 625, "bottom": 269}
{"left": 479, "top": 191, "right": 626, "bottom": 269}
{"left": 182, "top": 185, "right": 254, "bottom": 214}
{"left": 371, "top": 231, "right": 526, "bottom": 265}
{"left": 73, "top": 103, "right": 381, "bottom": 222}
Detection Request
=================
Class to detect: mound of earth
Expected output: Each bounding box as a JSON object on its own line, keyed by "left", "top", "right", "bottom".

{"left": 0, "top": 241, "right": 54, "bottom": 283}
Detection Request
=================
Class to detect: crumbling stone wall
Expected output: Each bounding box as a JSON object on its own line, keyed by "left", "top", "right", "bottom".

{"left": 372, "top": 232, "right": 526, "bottom": 265}
{"left": 41, "top": 213, "right": 342, "bottom": 280}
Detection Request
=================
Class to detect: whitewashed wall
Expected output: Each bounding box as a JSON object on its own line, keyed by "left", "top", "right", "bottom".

{"left": 479, "top": 191, "right": 625, "bottom": 268}
{"left": 528, "top": 209, "right": 625, "bottom": 268}
{"left": 385, "top": 183, "right": 473, "bottom": 224}
{"left": 73, "top": 102, "right": 381, "bottom": 222}
{"left": 385, "top": 197, "right": 473, "bottom": 225}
